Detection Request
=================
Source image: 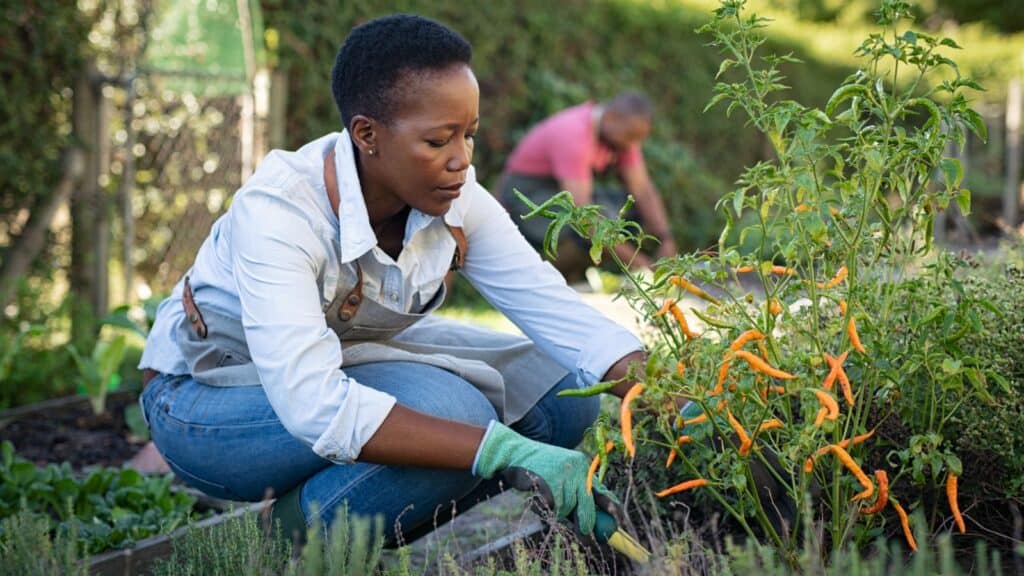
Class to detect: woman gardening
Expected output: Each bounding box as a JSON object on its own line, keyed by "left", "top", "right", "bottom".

{"left": 137, "top": 14, "right": 647, "bottom": 545}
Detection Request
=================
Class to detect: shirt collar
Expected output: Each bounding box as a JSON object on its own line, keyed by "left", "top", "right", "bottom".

{"left": 329, "top": 131, "right": 443, "bottom": 264}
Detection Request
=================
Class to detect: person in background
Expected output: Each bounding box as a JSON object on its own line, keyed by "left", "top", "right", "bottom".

{"left": 498, "top": 92, "right": 677, "bottom": 283}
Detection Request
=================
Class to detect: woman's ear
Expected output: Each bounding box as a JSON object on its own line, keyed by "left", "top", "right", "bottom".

{"left": 349, "top": 115, "right": 378, "bottom": 156}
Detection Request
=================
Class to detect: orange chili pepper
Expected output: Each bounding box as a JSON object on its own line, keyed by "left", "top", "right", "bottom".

{"left": 726, "top": 408, "right": 752, "bottom": 456}
{"left": 848, "top": 315, "right": 867, "bottom": 354}
{"left": 829, "top": 444, "right": 874, "bottom": 501}
{"left": 655, "top": 478, "right": 709, "bottom": 498}
{"left": 838, "top": 299, "right": 848, "bottom": 316}
{"left": 670, "top": 305, "right": 700, "bottom": 340}
{"left": 769, "top": 385, "right": 786, "bottom": 394}
{"left": 893, "top": 502, "right": 918, "bottom": 551}
{"left": 665, "top": 436, "right": 693, "bottom": 468}
{"left": 586, "top": 453, "right": 600, "bottom": 494}
{"left": 837, "top": 370, "right": 854, "bottom": 406}
{"left": 806, "top": 428, "right": 877, "bottom": 472}
{"left": 770, "top": 265, "right": 796, "bottom": 276}
{"left": 604, "top": 440, "right": 614, "bottom": 453}
{"left": 736, "top": 265, "right": 754, "bottom": 273}
{"left": 711, "top": 357, "right": 732, "bottom": 395}
{"left": 729, "top": 329, "right": 766, "bottom": 351}
{"left": 683, "top": 413, "right": 707, "bottom": 426}
{"left": 676, "top": 360, "right": 685, "bottom": 376}
{"left": 757, "top": 418, "right": 783, "bottom": 431}
{"left": 847, "top": 429, "right": 876, "bottom": 446}
{"left": 757, "top": 340, "right": 770, "bottom": 361}
{"left": 769, "top": 299, "right": 783, "bottom": 316}
{"left": 947, "top": 473, "right": 966, "bottom": 534}
{"left": 813, "top": 407, "right": 828, "bottom": 426}
{"left": 822, "top": 351, "right": 849, "bottom": 391}
{"left": 653, "top": 298, "right": 675, "bottom": 318}
{"left": 621, "top": 383, "right": 645, "bottom": 458}
{"left": 733, "top": 350, "right": 796, "bottom": 380}
{"left": 795, "top": 203, "right": 812, "bottom": 212}
{"left": 812, "top": 389, "right": 839, "bottom": 422}
{"left": 817, "top": 266, "right": 848, "bottom": 289}
{"left": 670, "top": 276, "right": 721, "bottom": 305}
{"left": 861, "top": 470, "right": 889, "bottom": 514}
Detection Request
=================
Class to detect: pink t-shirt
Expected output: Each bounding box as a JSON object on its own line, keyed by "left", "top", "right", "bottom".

{"left": 504, "top": 102, "right": 644, "bottom": 183}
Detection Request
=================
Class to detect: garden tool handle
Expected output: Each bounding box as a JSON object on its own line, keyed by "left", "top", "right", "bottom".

{"left": 595, "top": 510, "right": 651, "bottom": 563}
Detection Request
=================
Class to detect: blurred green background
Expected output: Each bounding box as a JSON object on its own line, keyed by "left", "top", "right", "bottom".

{"left": 1, "top": 0, "right": 1022, "bottom": 407}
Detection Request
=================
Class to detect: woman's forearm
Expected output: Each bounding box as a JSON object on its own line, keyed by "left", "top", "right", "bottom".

{"left": 604, "top": 350, "right": 646, "bottom": 398}
{"left": 357, "top": 404, "right": 486, "bottom": 469}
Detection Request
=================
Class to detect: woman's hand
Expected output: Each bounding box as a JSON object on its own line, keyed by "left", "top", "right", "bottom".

{"left": 472, "top": 421, "right": 619, "bottom": 535}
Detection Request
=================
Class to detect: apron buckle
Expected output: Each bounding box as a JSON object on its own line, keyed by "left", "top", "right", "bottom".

{"left": 182, "top": 276, "right": 208, "bottom": 339}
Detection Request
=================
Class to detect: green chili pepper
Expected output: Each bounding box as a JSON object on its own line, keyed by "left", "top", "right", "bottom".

{"left": 691, "top": 307, "right": 735, "bottom": 329}
{"left": 557, "top": 379, "right": 619, "bottom": 397}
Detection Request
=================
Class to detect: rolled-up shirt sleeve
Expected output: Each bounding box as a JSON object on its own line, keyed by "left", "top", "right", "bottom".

{"left": 230, "top": 190, "right": 396, "bottom": 463}
{"left": 457, "top": 180, "right": 644, "bottom": 387}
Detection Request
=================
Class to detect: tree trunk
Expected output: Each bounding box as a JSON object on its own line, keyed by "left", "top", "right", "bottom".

{"left": 1004, "top": 78, "right": 1022, "bottom": 230}
{"left": 70, "top": 61, "right": 108, "bottom": 352}
{"left": 0, "top": 149, "right": 83, "bottom": 309}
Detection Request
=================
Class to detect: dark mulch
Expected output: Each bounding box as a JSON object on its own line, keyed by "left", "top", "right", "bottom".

{"left": 0, "top": 392, "right": 143, "bottom": 469}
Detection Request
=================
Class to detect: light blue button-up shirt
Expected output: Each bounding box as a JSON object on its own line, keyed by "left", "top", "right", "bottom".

{"left": 140, "top": 132, "right": 644, "bottom": 463}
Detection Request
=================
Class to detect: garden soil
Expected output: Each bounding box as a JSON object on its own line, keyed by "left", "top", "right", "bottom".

{"left": 0, "top": 392, "right": 143, "bottom": 469}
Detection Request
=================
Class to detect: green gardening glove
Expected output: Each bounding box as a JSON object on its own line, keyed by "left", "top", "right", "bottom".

{"left": 473, "top": 421, "right": 618, "bottom": 535}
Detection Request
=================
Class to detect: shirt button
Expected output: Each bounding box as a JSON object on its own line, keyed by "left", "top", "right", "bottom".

{"left": 390, "top": 293, "right": 399, "bottom": 302}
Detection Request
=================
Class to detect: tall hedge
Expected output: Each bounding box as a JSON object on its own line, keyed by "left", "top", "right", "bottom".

{"left": 260, "top": 0, "right": 851, "bottom": 250}
{"left": 0, "top": 0, "right": 92, "bottom": 235}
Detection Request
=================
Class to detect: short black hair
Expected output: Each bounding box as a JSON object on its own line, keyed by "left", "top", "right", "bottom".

{"left": 331, "top": 14, "right": 473, "bottom": 128}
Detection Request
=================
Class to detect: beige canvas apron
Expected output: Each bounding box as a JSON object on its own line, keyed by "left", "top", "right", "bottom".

{"left": 174, "top": 225, "right": 569, "bottom": 424}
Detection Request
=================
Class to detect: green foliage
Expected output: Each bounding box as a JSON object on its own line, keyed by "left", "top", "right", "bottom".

{"left": 0, "top": 510, "right": 86, "bottom": 576}
{"left": 529, "top": 0, "right": 993, "bottom": 565}
{"left": 151, "top": 509, "right": 293, "bottom": 576}
{"left": 152, "top": 505, "right": 409, "bottom": 576}
{"left": 718, "top": 530, "right": 1010, "bottom": 575}
{"left": 0, "top": 441, "right": 197, "bottom": 556}
{"left": 260, "top": 0, "right": 853, "bottom": 253}
{"left": 0, "top": 0, "right": 92, "bottom": 227}
{"left": 943, "top": 254, "right": 1024, "bottom": 499}
{"left": 67, "top": 333, "right": 127, "bottom": 415}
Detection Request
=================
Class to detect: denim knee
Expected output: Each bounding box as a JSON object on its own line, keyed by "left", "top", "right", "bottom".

{"left": 343, "top": 362, "right": 498, "bottom": 428}
{"left": 512, "top": 372, "right": 600, "bottom": 448}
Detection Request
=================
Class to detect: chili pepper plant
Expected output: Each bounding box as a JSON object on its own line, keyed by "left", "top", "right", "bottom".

{"left": 518, "top": 0, "right": 990, "bottom": 565}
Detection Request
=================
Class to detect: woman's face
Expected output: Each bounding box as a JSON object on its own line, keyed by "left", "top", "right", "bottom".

{"left": 363, "top": 64, "right": 480, "bottom": 218}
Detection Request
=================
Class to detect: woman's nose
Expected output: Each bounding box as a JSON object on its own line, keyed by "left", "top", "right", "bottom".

{"left": 447, "top": 139, "right": 471, "bottom": 171}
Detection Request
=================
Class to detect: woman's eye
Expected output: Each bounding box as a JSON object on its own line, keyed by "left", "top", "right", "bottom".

{"left": 427, "top": 139, "right": 448, "bottom": 148}
{"left": 465, "top": 133, "right": 476, "bottom": 142}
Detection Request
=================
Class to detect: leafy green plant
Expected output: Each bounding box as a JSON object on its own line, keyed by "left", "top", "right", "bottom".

{"left": 67, "top": 333, "right": 127, "bottom": 415}
{"left": 152, "top": 504, "right": 408, "bottom": 576}
{"left": 519, "top": 0, "right": 990, "bottom": 566}
{"left": 0, "top": 323, "right": 43, "bottom": 387}
{"left": 0, "top": 441, "right": 197, "bottom": 555}
{"left": 0, "top": 510, "right": 86, "bottom": 576}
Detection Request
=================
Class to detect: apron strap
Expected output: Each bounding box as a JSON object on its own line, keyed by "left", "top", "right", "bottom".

{"left": 182, "top": 276, "right": 208, "bottom": 339}
{"left": 447, "top": 225, "right": 467, "bottom": 271}
{"left": 337, "top": 265, "right": 364, "bottom": 322}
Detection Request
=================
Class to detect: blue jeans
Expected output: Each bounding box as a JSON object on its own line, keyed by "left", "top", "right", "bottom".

{"left": 141, "top": 361, "right": 599, "bottom": 544}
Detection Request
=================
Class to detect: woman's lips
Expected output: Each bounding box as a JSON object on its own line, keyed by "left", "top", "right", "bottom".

{"left": 435, "top": 182, "right": 464, "bottom": 199}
